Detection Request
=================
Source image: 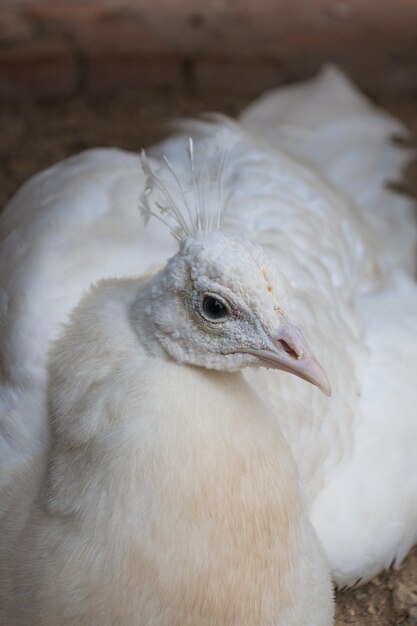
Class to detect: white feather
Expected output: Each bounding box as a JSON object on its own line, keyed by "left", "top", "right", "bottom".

{"left": 140, "top": 129, "right": 241, "bottom": 240}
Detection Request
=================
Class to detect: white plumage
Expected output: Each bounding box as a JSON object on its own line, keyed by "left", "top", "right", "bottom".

{"left": 0, "top": 147, "right": 335, "bottom": 624}
{"left": 0, "top": 65, "right": 416, "bottom": 607}
{"left": 0, "top": 264, "right": 334, "bottom": 625}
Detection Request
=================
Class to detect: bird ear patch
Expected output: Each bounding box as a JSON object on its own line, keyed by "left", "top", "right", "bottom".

{"left": 139, "top": 128, "right": 242, "bottom": 242}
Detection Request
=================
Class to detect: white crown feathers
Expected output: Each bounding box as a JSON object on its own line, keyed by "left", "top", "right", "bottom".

{"left": 139, "top": 126, "right": 242, "bottom": 241}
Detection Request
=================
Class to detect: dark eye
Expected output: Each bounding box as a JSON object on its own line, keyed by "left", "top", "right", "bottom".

{"left": 202, "top": 296, "right": 228, "bottom": 320}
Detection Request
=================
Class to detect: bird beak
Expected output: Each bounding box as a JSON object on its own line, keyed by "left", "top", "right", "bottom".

{"left": 251, "top": 322, "right": 331, "bottom": 396}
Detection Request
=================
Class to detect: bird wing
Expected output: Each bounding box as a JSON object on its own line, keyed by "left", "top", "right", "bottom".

{"left": 238, "top": 66, "right": 417, "bottom": 584}
{"left": 0, "top": 147, "right": 175, "bottom": 487}
{"left": 240, "top": 64, "right": 417, "bottom": 276}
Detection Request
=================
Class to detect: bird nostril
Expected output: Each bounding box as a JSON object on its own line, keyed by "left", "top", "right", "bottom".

{"left": 278, "top": 340, "right": 300, "bottom": 359}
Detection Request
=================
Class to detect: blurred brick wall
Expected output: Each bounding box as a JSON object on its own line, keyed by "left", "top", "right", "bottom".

{"left": 0, "top": 0, "right": 417, "bottom": 99}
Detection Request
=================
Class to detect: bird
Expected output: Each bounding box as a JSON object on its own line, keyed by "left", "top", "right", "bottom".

{"left": 0, "top": 64, "right": 415, "bottom": 596}
{"left": 0, "top": 140, "right": 334, "bottom": 624}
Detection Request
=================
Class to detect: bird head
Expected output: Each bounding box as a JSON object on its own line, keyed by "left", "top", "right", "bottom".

{"left": 135, "top": 231, "right": 330, "bottom": 395}
{"left": 135, "top": 129, "right": 330, "bottom": 395}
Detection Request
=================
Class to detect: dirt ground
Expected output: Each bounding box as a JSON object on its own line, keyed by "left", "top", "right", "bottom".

{"left": 0, "top": 83, "right": 416, "bottom": 626}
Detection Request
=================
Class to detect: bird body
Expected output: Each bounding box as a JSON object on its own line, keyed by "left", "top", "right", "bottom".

{"left": 0, "top": 64, "right": 416, "bottom": 600}
{"left": 1, "top": 270, "right": 333, "bottom": 625}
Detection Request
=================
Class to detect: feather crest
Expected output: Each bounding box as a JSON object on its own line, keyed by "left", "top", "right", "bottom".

{"left": 139, "top": 128, "right": 242, "bottom": 241}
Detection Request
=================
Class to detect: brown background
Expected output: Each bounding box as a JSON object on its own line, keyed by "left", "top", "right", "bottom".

{"left": 1, "top": 0, "right": 417, "bottom": 100}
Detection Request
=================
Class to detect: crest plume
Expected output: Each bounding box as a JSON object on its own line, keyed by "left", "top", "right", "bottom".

{"left": 140, "top": 127, "right": 241, "bottom": 241}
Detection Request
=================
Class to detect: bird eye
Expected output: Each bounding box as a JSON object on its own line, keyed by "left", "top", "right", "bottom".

{"left": 202, "top": 295, "right": 228, "bottom": 320}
